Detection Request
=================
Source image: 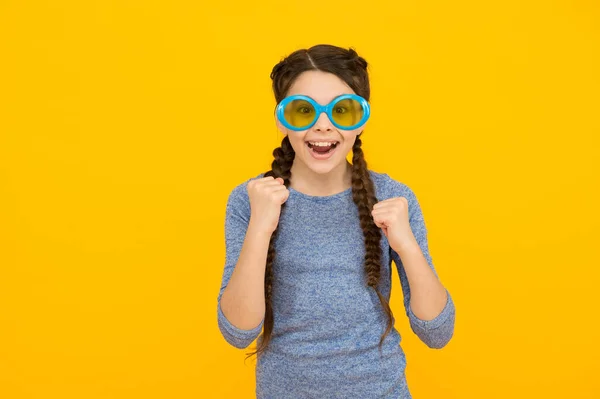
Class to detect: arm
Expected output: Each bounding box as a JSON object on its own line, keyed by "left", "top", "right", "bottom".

{"left": 217, "top": 185, "right": 269, "bottom": 349}
{"left": 390, "top": 184, "right": 455, "bottom": 349}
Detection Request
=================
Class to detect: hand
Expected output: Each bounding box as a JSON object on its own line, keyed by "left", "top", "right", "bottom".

{"left": 247, "top": 176, "right": 290, "bottom": 235}
{"left": 371, "top": 197, "right": 417, "bottom": 254}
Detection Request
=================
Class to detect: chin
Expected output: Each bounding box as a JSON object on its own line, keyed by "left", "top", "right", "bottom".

{"left": 304, "top": 157, "right": 345, "bottom": 174}
{"left": 307, "top": 165, "right": 334, "bottom": 174}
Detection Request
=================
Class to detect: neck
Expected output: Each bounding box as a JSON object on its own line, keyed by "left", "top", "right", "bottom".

{"left": 289, "top": 160, "right": 353, "bottom": 196}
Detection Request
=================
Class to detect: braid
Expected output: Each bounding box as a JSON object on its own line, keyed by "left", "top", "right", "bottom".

{"left": 351, "top": 134, "right": 394, "bottom": 356}
{"left": 244, "top": 134, "right": 393, "bottom": 361}
{"left": 243, "top": 44, "right": 384, "bottom": 362}
{"left": 244, "top": 135, "right": 295, "bottom": 362}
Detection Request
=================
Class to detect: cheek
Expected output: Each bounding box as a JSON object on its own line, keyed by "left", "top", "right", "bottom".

{"left": 342, "top": 131, "right": 360, "bottom": 149}
{"left": 286, "top": 132, "right": 307, "bottom": 152}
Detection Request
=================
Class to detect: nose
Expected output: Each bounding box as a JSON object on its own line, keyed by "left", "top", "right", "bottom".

{"left": 313, "top": 111, "right": 334, "bottom": 131}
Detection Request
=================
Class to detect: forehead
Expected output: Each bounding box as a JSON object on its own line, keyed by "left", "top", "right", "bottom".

{"left": 286, "top": 70, "right": 355, "bottom": 104}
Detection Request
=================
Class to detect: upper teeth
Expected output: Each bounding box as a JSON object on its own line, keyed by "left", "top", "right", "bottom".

{"left": 309, "top": 142, "right": 336, "bottom": 146}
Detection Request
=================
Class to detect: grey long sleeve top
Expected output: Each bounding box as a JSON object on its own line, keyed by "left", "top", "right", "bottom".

{"left": 217, "top": 169, "right": 456, "bottom": 398}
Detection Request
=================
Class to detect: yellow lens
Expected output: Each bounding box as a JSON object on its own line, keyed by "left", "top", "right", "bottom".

{"left": 331, "top": 98, "right": 363, "bottom": 127}
{"left": 284, "top": 99, "right": 316, "bottom": 128}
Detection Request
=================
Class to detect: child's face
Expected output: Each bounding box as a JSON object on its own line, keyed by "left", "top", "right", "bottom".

{"left": 275, "top": 70, "right": 366, "bottom": 175}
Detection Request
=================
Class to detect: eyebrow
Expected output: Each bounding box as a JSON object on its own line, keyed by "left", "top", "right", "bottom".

{"left": 288, "top": 94, "right": 353, "bottom": 105}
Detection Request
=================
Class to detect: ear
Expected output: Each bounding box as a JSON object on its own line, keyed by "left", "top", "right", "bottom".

{"left": 275, "top": 114, "right": 287, "bottom": 136}
{"left": 360, "top": 119, "right": 369, "bottom": 132}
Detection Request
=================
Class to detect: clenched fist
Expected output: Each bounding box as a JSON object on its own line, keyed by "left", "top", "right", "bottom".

{"left": 371, "top": 197, "right": 418, "bottom": 254}
{"left": 247, "top": 176, "right": 290, "bottom": 235}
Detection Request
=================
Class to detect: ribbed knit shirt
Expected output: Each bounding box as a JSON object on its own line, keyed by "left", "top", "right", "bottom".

{"left": 217, "top": 169, "right": 456, "bottom": 398}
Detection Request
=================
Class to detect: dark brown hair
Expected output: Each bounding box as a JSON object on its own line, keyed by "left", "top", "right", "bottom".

{"left": 245, "top": 44, "right": 393, "bottom": 361}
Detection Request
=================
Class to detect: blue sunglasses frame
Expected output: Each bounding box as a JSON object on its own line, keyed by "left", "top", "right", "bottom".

{"left": 275, "top": 94, "right": 370, "bottom": 131}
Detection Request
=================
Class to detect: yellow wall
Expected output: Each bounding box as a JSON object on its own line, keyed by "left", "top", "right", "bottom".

{"left": 1, "top": 1, "right": 598, "bottom": 398}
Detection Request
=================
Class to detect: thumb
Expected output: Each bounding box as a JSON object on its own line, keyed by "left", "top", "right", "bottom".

{"left": 275, "top": 177, "right": 284, "bottom": 185}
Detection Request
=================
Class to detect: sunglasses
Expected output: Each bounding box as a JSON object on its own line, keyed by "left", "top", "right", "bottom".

{"left": 275, "top": 94, "right": 370, "bottom": 131}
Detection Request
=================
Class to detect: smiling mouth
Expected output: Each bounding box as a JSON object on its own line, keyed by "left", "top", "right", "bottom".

{"left": 306, "top": 141, "right": 339, "bottom": 154}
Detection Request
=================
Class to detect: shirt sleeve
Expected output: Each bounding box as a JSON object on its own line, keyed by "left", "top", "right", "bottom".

{"left": 386, "top": 176, "right": 456, "bottom": 349}
{"left": 216, "top": 183, "right": 264, "bottom": 349}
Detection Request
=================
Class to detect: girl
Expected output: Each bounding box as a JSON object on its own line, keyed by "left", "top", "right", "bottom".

{"left": 217, "top": 44, "right": 456, "bottom": 398}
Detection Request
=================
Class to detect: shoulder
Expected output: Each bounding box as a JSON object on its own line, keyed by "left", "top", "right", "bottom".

{"left": 368, "top": 169, "right": 413, "bottom": 199}
{"left": 226, "top": 172, "right": 266, "bottom": 214}
{"left": 369, "top": 169, "right": 422, "bottom": 219}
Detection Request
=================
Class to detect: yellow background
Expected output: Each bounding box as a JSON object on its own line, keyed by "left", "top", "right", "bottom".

{"left": 1, "top": 1, "right": 598, "bottom": 398}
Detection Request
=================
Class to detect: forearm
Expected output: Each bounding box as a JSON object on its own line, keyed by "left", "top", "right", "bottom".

{"left": 219, "top": 221, "right": 272, "bottom": 330}
{"left": 396, "top": 238, "right": 448, "bottom": 321}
